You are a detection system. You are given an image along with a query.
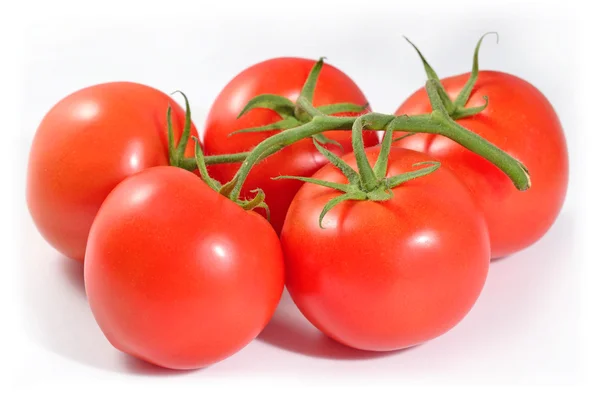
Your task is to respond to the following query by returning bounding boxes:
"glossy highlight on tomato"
[27,82,197,261]
[203,57,379,234]
[393,71,568,258]
[84,166,285,370]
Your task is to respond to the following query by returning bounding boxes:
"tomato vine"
[169,34,531,213]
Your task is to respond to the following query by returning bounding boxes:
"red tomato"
[203,57,379,234]
[281,148,490,351]
[27,82,197,261]
[85,166,284,370]
[393,71,568,258]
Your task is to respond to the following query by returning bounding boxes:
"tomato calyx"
[275,115,440,228]
[166,91,193,167]
[191,137,270,217]
[163,94,271,216]
[166,92,250,171]
[228,57,368,152]
[399,32,499,129]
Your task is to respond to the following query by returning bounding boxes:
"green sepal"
[313,133,343,151]
[254,202,271,221]
[193,137,221,192]
[172,90,193,159]
[229,118,301,136]
[373,119,397,179]
[219,178,237,198]
[391,132,415,143]
[318,192,366,229]
[236,94,296,119]
[299,57,325,104]
[312,139,361,186]
[425,79,452,118]
[403,36,441,81]
[404,36,453,112]
[235,188,270,220]
[386,161,441,188]
[166,105,176,166]
[351,117,378,191]
[406,33,497,120]
[454,32,499,108]
[273,175,352,193]
[453,96,489,120]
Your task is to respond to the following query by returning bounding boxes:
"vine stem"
[229,122,327,199]
[179,152,250,171]
[227,87,530,199]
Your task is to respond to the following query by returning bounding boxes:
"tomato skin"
[27,82,197,261]
[203,57,379,234]
[281,148,490,351]
[84,166,284,370]
[393,71,568,258]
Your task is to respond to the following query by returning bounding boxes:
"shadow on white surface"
[59,258,86,296]
[120,355,198,376]
[21,251,121,372]
[410,210,580,382]
[254,211,579,381]
[258,290,410,360]
[22,242,201,376]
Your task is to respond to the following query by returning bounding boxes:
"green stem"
[193,139,221,192]
[228,88,530,196]
[425,79,530,190]
[454,32,499,109]
[229,121,329,200]
[179,152,250,171]
[433,114,530,189]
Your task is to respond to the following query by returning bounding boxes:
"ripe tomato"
[203,57,379,234]
[281,148,490,351]
[393,71,568,258]
[84,166,284,370]
[27,82,197,261]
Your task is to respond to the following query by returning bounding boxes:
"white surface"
[4,0,599,414]
[18,210,579,382]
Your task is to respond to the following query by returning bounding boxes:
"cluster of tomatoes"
[26,37,568,370]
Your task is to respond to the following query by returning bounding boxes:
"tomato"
[27,82,197,261]
[203,57,379,234]
[393,71,568,258]
[281,147,490,351]
[84,166,284,370]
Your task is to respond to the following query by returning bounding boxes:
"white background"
[3,0,599,415]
